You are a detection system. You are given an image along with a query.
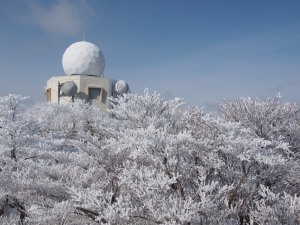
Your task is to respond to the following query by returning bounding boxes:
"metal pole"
[58,82,61,104]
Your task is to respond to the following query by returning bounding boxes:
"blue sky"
[0,0,299,110]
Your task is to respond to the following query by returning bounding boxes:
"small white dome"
[62,41,105,76]
[115,80,129,94]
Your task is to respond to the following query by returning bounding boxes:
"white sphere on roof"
[62,41,105,76]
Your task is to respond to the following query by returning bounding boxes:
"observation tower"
[45,41,130,113]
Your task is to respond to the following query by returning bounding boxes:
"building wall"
[45,75,116,113]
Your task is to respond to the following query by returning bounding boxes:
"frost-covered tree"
[23,101,117,224]
[181,107,291,224]
[250,185,300,225]
[0,91,299,224]
[221,96,300,191]
[0,98,115,224]
[70,91,294,224]
[0,94,33,222]
[221,95,300,224]
[70,91,231,224]
[221,94,300,152]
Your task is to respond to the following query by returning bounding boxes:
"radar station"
[45,41,130,113]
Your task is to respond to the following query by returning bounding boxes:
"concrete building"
[45,41,129,113]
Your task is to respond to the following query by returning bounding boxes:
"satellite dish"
[61,81,78,96]
[115,80,129,94]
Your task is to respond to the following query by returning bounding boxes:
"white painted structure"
[45,41,129,113]
[62,41,105,76]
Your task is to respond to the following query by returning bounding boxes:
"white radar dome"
[62,41,105,76]
[61,81,78,96]
[115,80,129,94]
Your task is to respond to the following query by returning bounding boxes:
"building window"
[46,88,51,102]
[88,88,102,101]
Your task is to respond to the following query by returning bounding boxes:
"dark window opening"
[89,88,102,101]
[46,88,51,102]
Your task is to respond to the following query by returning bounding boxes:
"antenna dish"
[61,81,78,96]
[115,80,129,94]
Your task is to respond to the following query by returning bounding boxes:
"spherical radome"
[115,80,129,94]
[61,81,78,96]
[62,41,105,76]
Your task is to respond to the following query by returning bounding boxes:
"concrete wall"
[45,75,116,113]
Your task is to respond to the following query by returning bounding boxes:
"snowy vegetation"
[0,91,300,224]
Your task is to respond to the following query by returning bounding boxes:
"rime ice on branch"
[0,92,300,224]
